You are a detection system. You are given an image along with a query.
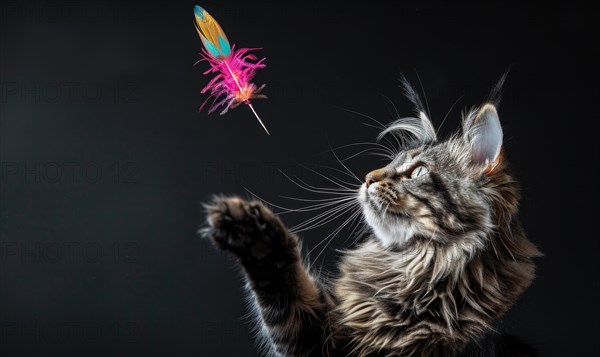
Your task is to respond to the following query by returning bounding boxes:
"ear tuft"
[467,104,503,171]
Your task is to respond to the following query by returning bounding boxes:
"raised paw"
[205,196,289,260]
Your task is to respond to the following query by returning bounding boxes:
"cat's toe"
[206,197,252,252]
[205,196,289,260]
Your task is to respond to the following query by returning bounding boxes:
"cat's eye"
[410,165,429,179]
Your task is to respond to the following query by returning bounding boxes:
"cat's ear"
[464,104,503,173]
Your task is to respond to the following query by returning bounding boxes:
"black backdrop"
[1,1,598,356]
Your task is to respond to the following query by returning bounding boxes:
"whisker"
[290,200,358,233]
[328,142,362,184]
[297,163,361,187]
[280,197,356,214]
[351,222,371,247]
[323,141,395,157]
[359,122,398,153]
[302,163,366,184]
[381,94,401,121]
[285,201,355,216]
[247,187,356,218]
[291,174,356,194]
[278,170,354,195]
[343,208,365,244]
[332,106,398,153]
[244,137,382,267]
[279,195,353,203]
[290,206,356,235]
[307,208,360,258]
[308,209,363,269]
[332,105,387,130]
[339,148,392,162]
[243,187,307,214]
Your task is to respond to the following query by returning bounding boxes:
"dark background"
[1,1,598,356]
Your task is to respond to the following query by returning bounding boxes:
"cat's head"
[359,83,518,250]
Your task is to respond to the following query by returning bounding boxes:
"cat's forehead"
[390,140,459,165]
[389,147,426,167]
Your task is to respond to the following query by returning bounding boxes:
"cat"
[204,79,541,357]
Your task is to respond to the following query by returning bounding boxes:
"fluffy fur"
[204,80,540,356]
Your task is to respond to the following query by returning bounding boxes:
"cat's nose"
[365,168,390,188]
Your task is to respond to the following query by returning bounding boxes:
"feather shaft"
[223,61,269,135]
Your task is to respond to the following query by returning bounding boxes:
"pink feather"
[195,46,267,115]
[193,5,269,134]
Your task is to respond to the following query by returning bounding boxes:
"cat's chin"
[359,185,417,247]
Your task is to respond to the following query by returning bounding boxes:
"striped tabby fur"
[205,80,540,356]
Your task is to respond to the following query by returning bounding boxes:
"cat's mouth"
[361,182,406,216]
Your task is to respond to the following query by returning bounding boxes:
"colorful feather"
[193,5,269,135]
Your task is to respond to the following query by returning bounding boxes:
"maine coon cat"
[204,79,541,356]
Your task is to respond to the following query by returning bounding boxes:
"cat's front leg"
[206,196,331,357]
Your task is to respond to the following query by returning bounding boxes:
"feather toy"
[193,5,269,135]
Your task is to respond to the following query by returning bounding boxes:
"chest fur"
[331,240,515,356]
